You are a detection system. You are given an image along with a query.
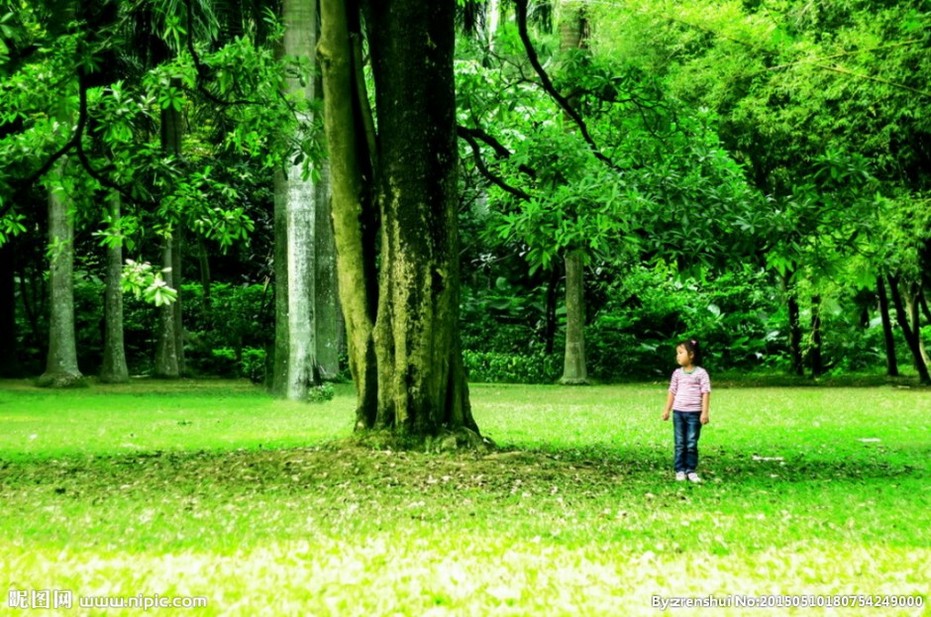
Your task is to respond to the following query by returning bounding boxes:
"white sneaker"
[675,472,686,482]
[687,472,701,484]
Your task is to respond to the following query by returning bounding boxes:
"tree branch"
[457,126,531,201]
[513,0,620,172]
[812,63,931,99]
[458,125,536,180]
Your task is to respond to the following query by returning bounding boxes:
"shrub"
[241,347,267,384]
[463,350,561,384]
[307,383,335,403]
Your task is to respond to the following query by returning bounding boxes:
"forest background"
[1,0,929,394]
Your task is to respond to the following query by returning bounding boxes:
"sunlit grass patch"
[0,380,929,614]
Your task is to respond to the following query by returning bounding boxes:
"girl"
[661,339,711,483]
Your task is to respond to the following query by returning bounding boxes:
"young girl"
[661,339,711,483]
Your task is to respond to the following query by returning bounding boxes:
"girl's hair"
[679,338,703,367]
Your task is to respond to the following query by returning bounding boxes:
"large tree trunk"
[99,192,129,383]
[320,0,476,438]
[876,275,899,377]
[274,0,325,400]
[38,160,83,387]
[0,241,17,377]
[319,0,379,426]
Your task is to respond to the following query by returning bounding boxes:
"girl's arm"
[700,392,710,424]
[662,391,674,421]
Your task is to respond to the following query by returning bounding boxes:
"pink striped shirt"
[669,367,711,412]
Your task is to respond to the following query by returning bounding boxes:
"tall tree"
[37,160,83,387]
[275,0,323,400]
[99,191,129,383]
[319,0,477,437]
[557,1,588,385]
[154,76,183,378]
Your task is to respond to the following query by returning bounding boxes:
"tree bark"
[785,275,803,376]
[809,294,823,378]
[315,158,342,380]
[544,264,559,355]
[274,0,325,400]
[171,230,184,373]
[320,0,477,438]
[876,275,899,377]
[888,274,931,385]
[560,250,588,384]
[557,3,589,385]
[905,283,930,368]
[99,191,129,383]
[154,239,180,377]
[154,83,183,378]
[272,169,290,396]
[38,160,83,387]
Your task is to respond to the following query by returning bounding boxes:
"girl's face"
[676,345,694,368]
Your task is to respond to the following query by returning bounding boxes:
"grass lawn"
[0,379,929,616]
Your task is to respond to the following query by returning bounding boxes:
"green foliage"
[120,259,177,307]
[240,347,267,384]
[306,382,335,403]
[460,278,550,356]
[181,282,271,378]
[585,264,780,380]
[463,350,561,384]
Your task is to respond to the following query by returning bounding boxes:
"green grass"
[1,379,929,616]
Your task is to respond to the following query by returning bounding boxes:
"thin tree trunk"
[809,294,823,377]
[154,240,180,377]
[560,250,588,384]
[920,292,931,326]
[198,238,211,306]
[99,191,129,383]
[0,241,17,377]
[888,274,931,385]
[786,275,803,376]
[876,275,899,377]
[905,283,930,368]
[38,160,83,387]
[171,230,184,374]
[155,81,183,378]
[557,4,589,386]
[272,169,290,396]
[315,159,342,380]
[544,264,559,355]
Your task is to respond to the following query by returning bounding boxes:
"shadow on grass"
[1,441,924,500]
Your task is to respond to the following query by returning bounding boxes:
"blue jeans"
[673,411,702,473]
